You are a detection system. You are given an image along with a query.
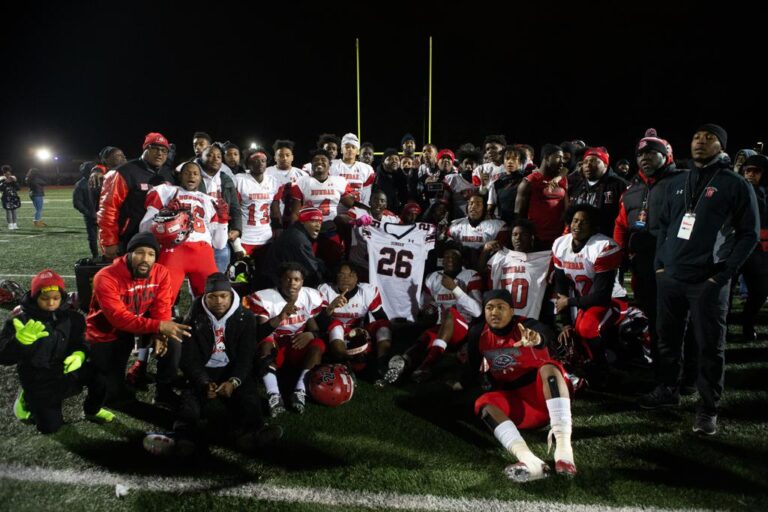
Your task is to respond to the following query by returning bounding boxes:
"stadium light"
[35,147,52,162]
[249,141,260,150]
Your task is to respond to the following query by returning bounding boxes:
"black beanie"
[401,133,415,145]
[204,272,232,294]
[636,137,669,156]
[482,289,514,308]
[126,232,160,254]
[744,154,768,173]
[696,123,728,150]
[98,146,119,163]
[541,144,563,160]
[383,148,399,159]
[221,141,239,152]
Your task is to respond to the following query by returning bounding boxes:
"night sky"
[2,2,765,177]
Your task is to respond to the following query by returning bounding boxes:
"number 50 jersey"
[361,221,436,321]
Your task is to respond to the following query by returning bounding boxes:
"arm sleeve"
[226,185,242,233]
[97,171,128,248]
[567,270,616,309]
[553,267,571,296]
[452,284,482,319]
[713,180,760,285]
[148,267,173,322]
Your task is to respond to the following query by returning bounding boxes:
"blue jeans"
[31,195,44,221]
[214,244,231,273]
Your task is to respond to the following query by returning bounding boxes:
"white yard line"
[0,273,76,278]
[0,463,715,512]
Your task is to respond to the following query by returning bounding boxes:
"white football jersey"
[234,172,282,246]
[472,163,505,185]
[447,218,508,249]
[552,233,626,298]
[265,165,308,215]
[443,173,478,216]
[348,207,401,269]
[318,282,384,330]
[361,221,436,321]
[487,249,552,319]
[143,184,219,246]
[245,287,326,338]
[423,268,483,322]
[330,160,375,206]
[290,175,353,222]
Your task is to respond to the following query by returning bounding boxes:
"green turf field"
[0,188,766,511]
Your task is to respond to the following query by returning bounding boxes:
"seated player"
[462,290,576,482]
[0,269,112,433]
[552,204,626,385]
[317,262,393,381]
[140,161,229,302]
[246,262,326,416]
[447,194,508,269]
[387,244,482,383]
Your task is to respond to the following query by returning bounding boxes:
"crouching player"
[317,262,393,382]
[0,269,111,433]
[463,289,576,482]
[246,263,326,416]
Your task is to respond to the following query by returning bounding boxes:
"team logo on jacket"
[140,183,149,191]
[705,186,717,198]
[604,191,614,204]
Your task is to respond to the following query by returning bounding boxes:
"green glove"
[234,273,248,283]
[63,351,86,374]
[13,318,50,345]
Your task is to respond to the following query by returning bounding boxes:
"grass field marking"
[0,463,716,512]
[0,234,44,243]
[0,273,76,278]
[20,199,79,204]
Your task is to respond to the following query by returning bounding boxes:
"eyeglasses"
[148,146,169,155]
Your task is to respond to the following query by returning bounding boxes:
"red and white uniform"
[472,163,505,186]
[245,287,327,368]
[447,218,508,250]
[361,221,436,321]
[330,160,375,206]
[317,282,390,344]
[525,172,567,244]
[443,173,478,217]
[421,268,483,347]
[140,184,224,299]
[487,249,552,320]
[234,172,282,249]
[348,207,400,270]
[266,165,308,215]
[291,174,354,222]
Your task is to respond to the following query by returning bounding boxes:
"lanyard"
[684,168,721,214]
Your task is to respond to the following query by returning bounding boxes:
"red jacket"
[85,255,173,344]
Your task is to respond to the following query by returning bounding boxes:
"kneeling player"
[317,262,393,381]
[246,263,326,416]
[464,290,576,482]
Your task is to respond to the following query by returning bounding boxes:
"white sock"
[262,372,279,395]
[296,369,310,392]
[494,421,546,476]
[137,348,149,362]
[546,397,574,462]
[493,420,523,451]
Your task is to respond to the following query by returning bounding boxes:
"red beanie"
[142,132,170,150]
[583,147,610,167]
[298,206,323,223]
[401,202,422,216]
[436,149,455,162]
[31,269,65,297]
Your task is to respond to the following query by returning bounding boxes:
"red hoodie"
[85,255,172,343]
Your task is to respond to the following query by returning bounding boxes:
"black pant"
[741,250,768,330]
[656,273,729,413]
[176,368,264,434]
[82,215,98,258]
[88,335,181,406]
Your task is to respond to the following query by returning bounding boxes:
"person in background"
[25,168,47,228]
[1,165,21,230]
[73,161,101,257]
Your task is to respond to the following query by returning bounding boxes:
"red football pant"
[421,307,470,347]
[574,299,627,339]
[263,335,326,370]
[159,241,219,301]
[241,242,270,266]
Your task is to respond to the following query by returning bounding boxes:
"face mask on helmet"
[150,208,192,246]
[308,364,356,407]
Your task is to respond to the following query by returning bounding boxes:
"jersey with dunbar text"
[443,173,478,217]
[423,268,483,323]
[245,287,326,338]
[361,221,436,321]
[234,173,282,246]
[551,233,625,298]
[317,282,383,331]
[143,184,220,246]
[487,249,552,319]
[447,218,508,249]
[290,175,354,222]
[330,160,375,206]
[472,163,505,186]
[266,166,307,215]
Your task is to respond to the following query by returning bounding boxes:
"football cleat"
[503,461,551,483]
[382,355,407,384]
[143,433,176,456]
[291,389,307,414]
[126,360,149,388]
[267,393,285,418]
[555,460,577,478]
[86,408,115,424]
[13,389,32,422]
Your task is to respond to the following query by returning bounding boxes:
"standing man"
[568,147,627,237]
[639,124,758,436]
[331,133,375,207]
[373,148,408,214]
[98,132,175,258]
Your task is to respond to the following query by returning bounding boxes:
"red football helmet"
[151,208,192,246]
[308,364,355,407]
[0,280,25,309]
[345,327,372,372]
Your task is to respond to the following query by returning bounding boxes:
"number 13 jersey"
[361,221,436,321]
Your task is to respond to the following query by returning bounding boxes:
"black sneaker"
[692,412,717,436]
[638,384,680,409]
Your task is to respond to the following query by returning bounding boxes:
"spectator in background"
[1,165,21,230]
[739,154,768,341]
[73,161,100,257]
[374,148,408,214]
[567,147,627,237]
[361,142,376,167]
[487,146,525,225]
[401,133,417,158]
[615,159,631,180]
[25,168,47,228]
[222,141,245,174]
[85,146,127,195]
[733,148,757,175]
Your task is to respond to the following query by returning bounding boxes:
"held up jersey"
[348,207,401,268]
[318,282,384,331]
[291,175,354,222]
[361,221,436,321]
[487,249,552,319]
[234,172,282,246]
[551,233,625,298]
[245,287,326,338]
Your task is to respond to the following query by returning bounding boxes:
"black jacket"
[197,165,243,234]
[569,171,627,237]
[26,175,46,197]
[73,162,99,219]
[180,295,257,392]
[656,156,759,285]
[262,222,326,287]
[489,171,525,225]
[374,165,408,214]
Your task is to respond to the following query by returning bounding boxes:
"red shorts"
[241,243,270,266]
[421,307,470,347]
[474,360,568,429]
[159,241,219,301]
[263,334,325,369]
[574,298,627,339]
